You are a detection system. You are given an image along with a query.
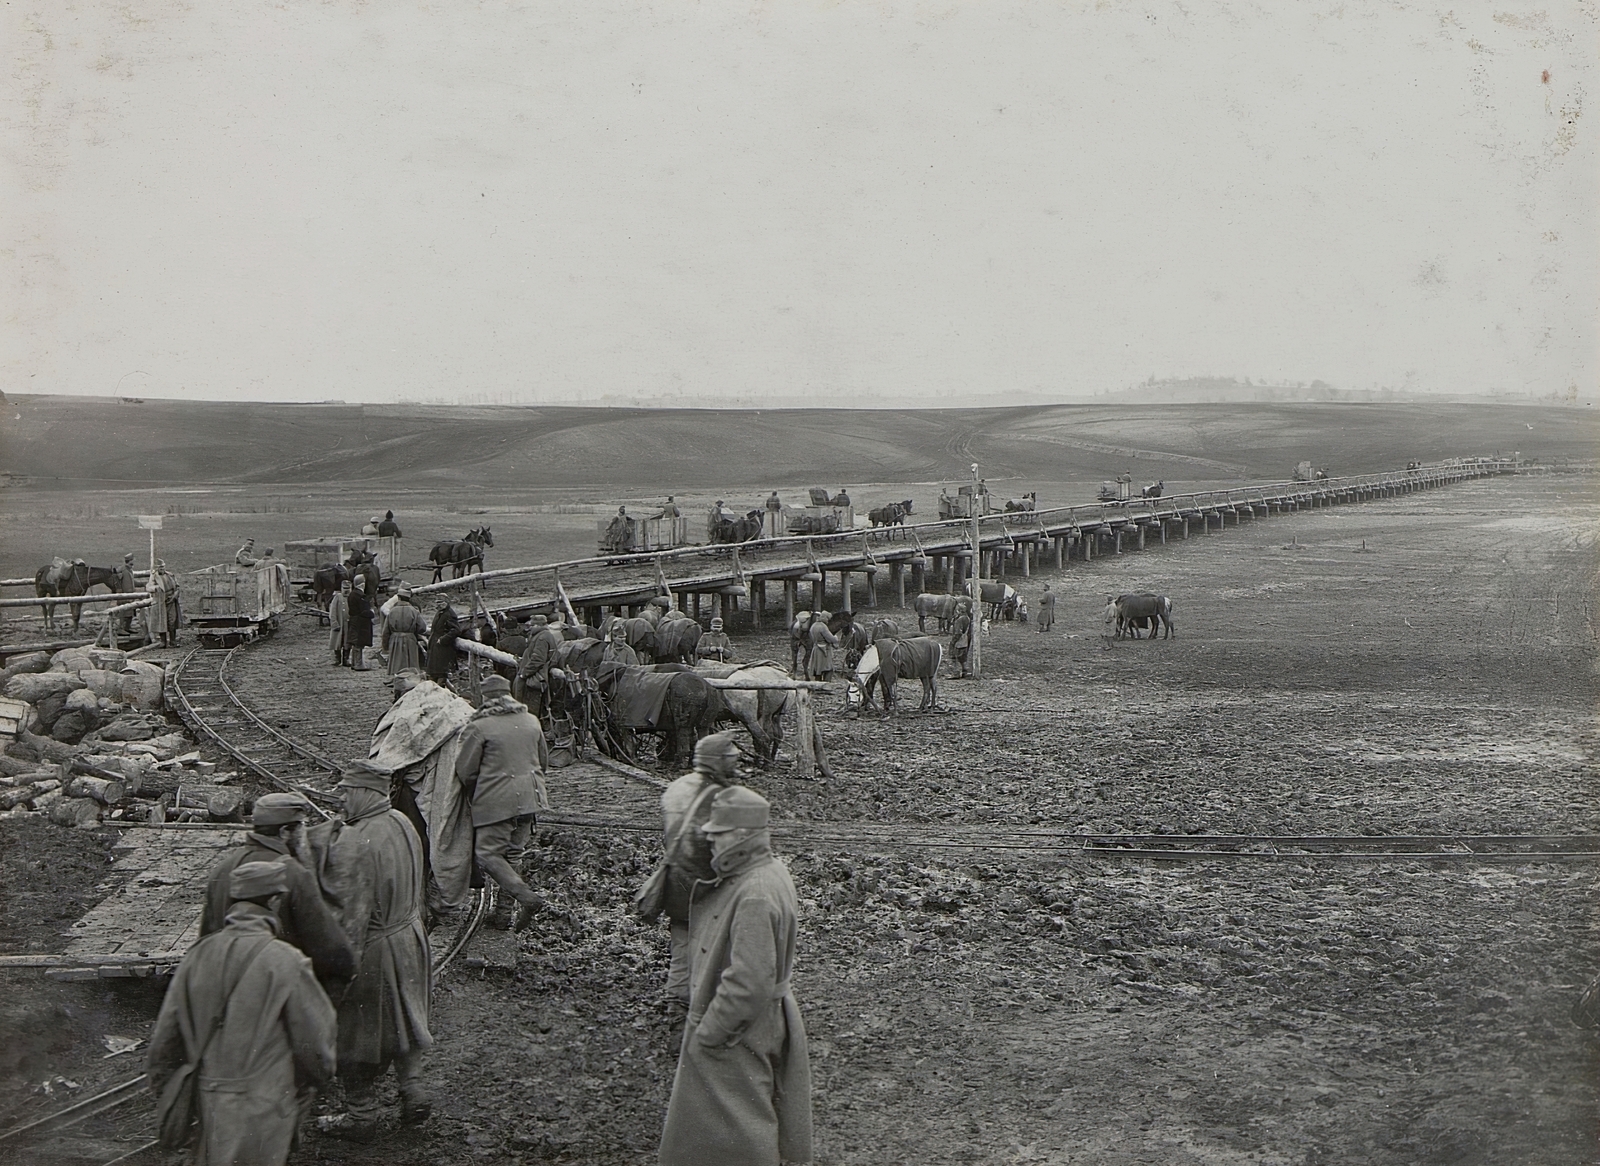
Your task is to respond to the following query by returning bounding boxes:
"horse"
[1140,480,1164,499]
[1103,593,1175,641]
[583,661,723,768]
[788,611,829,675]
[1004,493,1037,512]
[429,527,492,582]
[34,559,90,632]
[710,510,765,544]
[706,662,793,766]
[912,592,969,633]
[852,635,942,713]
[312,563,350,612]
[868,500,914,528]
[967,580,1019,622]
[86,565,124,593]
[653,615,703,664]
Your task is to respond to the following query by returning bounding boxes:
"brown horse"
[35,559,90,632]
[429,527,492,582]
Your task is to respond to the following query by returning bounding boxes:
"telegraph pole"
[970,462,982,681]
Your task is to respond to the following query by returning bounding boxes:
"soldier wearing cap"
[659,785,813,1166]
[200,792,356,998]
[656,731,741,1038]
[694,616,737,664]
[514,611,566,715]
[113,553,139,634]
[380,584,426,677]
[454,674,549,932]
[148,860,336,1166]
[324,760,434,1135]
[601,621,639,666]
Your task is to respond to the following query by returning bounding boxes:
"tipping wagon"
[188,561,291,647]
[596,514,692,554]
[787,487,854,535]
[282,535,401,593]
[1096,477,1133,503]
[939,484,1000,519]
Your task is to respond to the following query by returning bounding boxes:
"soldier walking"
[325,761,434,1136]
[199,793,356,999]
[659,785,813,1166]
[454,674,550,932]
[148,861,337,1166]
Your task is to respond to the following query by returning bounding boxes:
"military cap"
[251,792,313,827]
[338,758,392,792]
[693,730,740,766]
[230,859,289,900]
[479,673,511,696]
[701,785,770,834]
[710,617,724,630]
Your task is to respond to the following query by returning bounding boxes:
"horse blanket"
[608,667,678,729]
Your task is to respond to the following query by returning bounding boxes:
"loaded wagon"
[1096,477,1133,503]
[283,535,400,595]
[188,561,290,647]
[787,487,854,535]
[939,484,1000,519]
[597,514,692,555]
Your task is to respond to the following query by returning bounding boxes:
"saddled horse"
[704,662,793,766]
[969,580,1020,621]
[429,527,492,582]
[654,615,703,664]
[710,510,765,544]
[853,634,942,713]
[599,615,658,662]
[586,661,723,768]
[1103,593,1175,640]
[912,592,970,633]
[1140,480,1164,499]
[34,559,90,632]
[86,565,124,593]
[868,500,914,528]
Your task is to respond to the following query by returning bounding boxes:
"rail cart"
[283,535,400,596]
[596,514,692,554]
[787,487,854,535]
[188,561,290,647]
[939,484,1000,518]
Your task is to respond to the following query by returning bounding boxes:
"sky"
[3,1,1594,406]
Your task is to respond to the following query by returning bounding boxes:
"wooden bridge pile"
[415,461,1514,630]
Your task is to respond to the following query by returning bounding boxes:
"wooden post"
[863,568,876,608]
[692,592,701,619]
[840,570,852,614]
[1054,536,1063,567]
[944,556,954,595]
[752,579,763,630]
[1114,529,1123,554]
[796,689,816,776]
[784,579,795,627]
[1084,532,1093,562]
[893,561,905,607]
[811,575,822,613]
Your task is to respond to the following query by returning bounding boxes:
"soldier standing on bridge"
[325,760,435,1137]
[765,490,783,537]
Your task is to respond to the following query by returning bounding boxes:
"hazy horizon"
[5,3,1594,406]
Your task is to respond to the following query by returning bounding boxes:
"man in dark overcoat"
[114,553,139,634]
[1036,584,1056,633]
[950,606,974,678]
[659,785,812,1166]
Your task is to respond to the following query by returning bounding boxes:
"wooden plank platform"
[48,826,243,980]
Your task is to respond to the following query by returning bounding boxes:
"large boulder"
[139,732,192,761]
[4,672,86,705]
[0,653,51,688]
[51,711,91,745]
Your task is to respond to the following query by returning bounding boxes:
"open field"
[2,396,1594,490]
[1,460,1596,1165]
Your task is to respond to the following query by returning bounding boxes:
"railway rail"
[1,644,494,1166]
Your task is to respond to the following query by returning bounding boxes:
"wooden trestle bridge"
[412,460,1517,628]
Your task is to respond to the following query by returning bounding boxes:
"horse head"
[476,526,494,547]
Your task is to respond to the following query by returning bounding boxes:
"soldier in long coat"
[321,761,434,1135]
[329,579,352,666]
[146,560,180,646]
[659,786,812,1166]
[805,616,839,681]
[113,554,139,635]
[148,861,337,1166]
[950,607,974,678]
[347,577,375,671]
[514,614,564,714]
[424,603,461,685]
[381,587,427,677]
[1036,584,1056,633]
[200,793,356,999]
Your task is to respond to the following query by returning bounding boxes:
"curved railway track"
[1,644,495,1166]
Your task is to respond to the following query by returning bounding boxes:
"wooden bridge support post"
[892,561,905,608]
[840,570,853,614]
[1181,519,1189,539]
[1137,526,1146,550]
[796,689,817,777]
[692,592,702,620]
[944,556,955,595]
[1053,537,1063,568]
[751,579,763,630]
[1083,533,1093,562]
[811,575,823,613]
[784,580,796,627]
[863,569,877,608]
[1114,529,1123,554]
[1021,542,1031,576]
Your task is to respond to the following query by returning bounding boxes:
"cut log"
[0,778,60,810]
[49,796,103,828]
[0,754,39,778]
[19,730,85,763]
[72,758,144,795]
[66,774,126,805]
[206,789,242,822]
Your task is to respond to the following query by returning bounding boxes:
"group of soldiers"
[149,629,810,1163]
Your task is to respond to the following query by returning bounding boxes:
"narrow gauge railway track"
[3,649,495,1166]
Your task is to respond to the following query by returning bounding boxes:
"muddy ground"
[1,471,1597,1165]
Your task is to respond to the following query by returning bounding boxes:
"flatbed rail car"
[788,487,854,535]
[597,514,692,555]
[188,561,290,646]
[282,535,400,595]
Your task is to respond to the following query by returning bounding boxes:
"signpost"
[970,463,983,681]
[138,515,163,578]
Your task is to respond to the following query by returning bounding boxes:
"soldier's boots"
[352,648,371,671]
